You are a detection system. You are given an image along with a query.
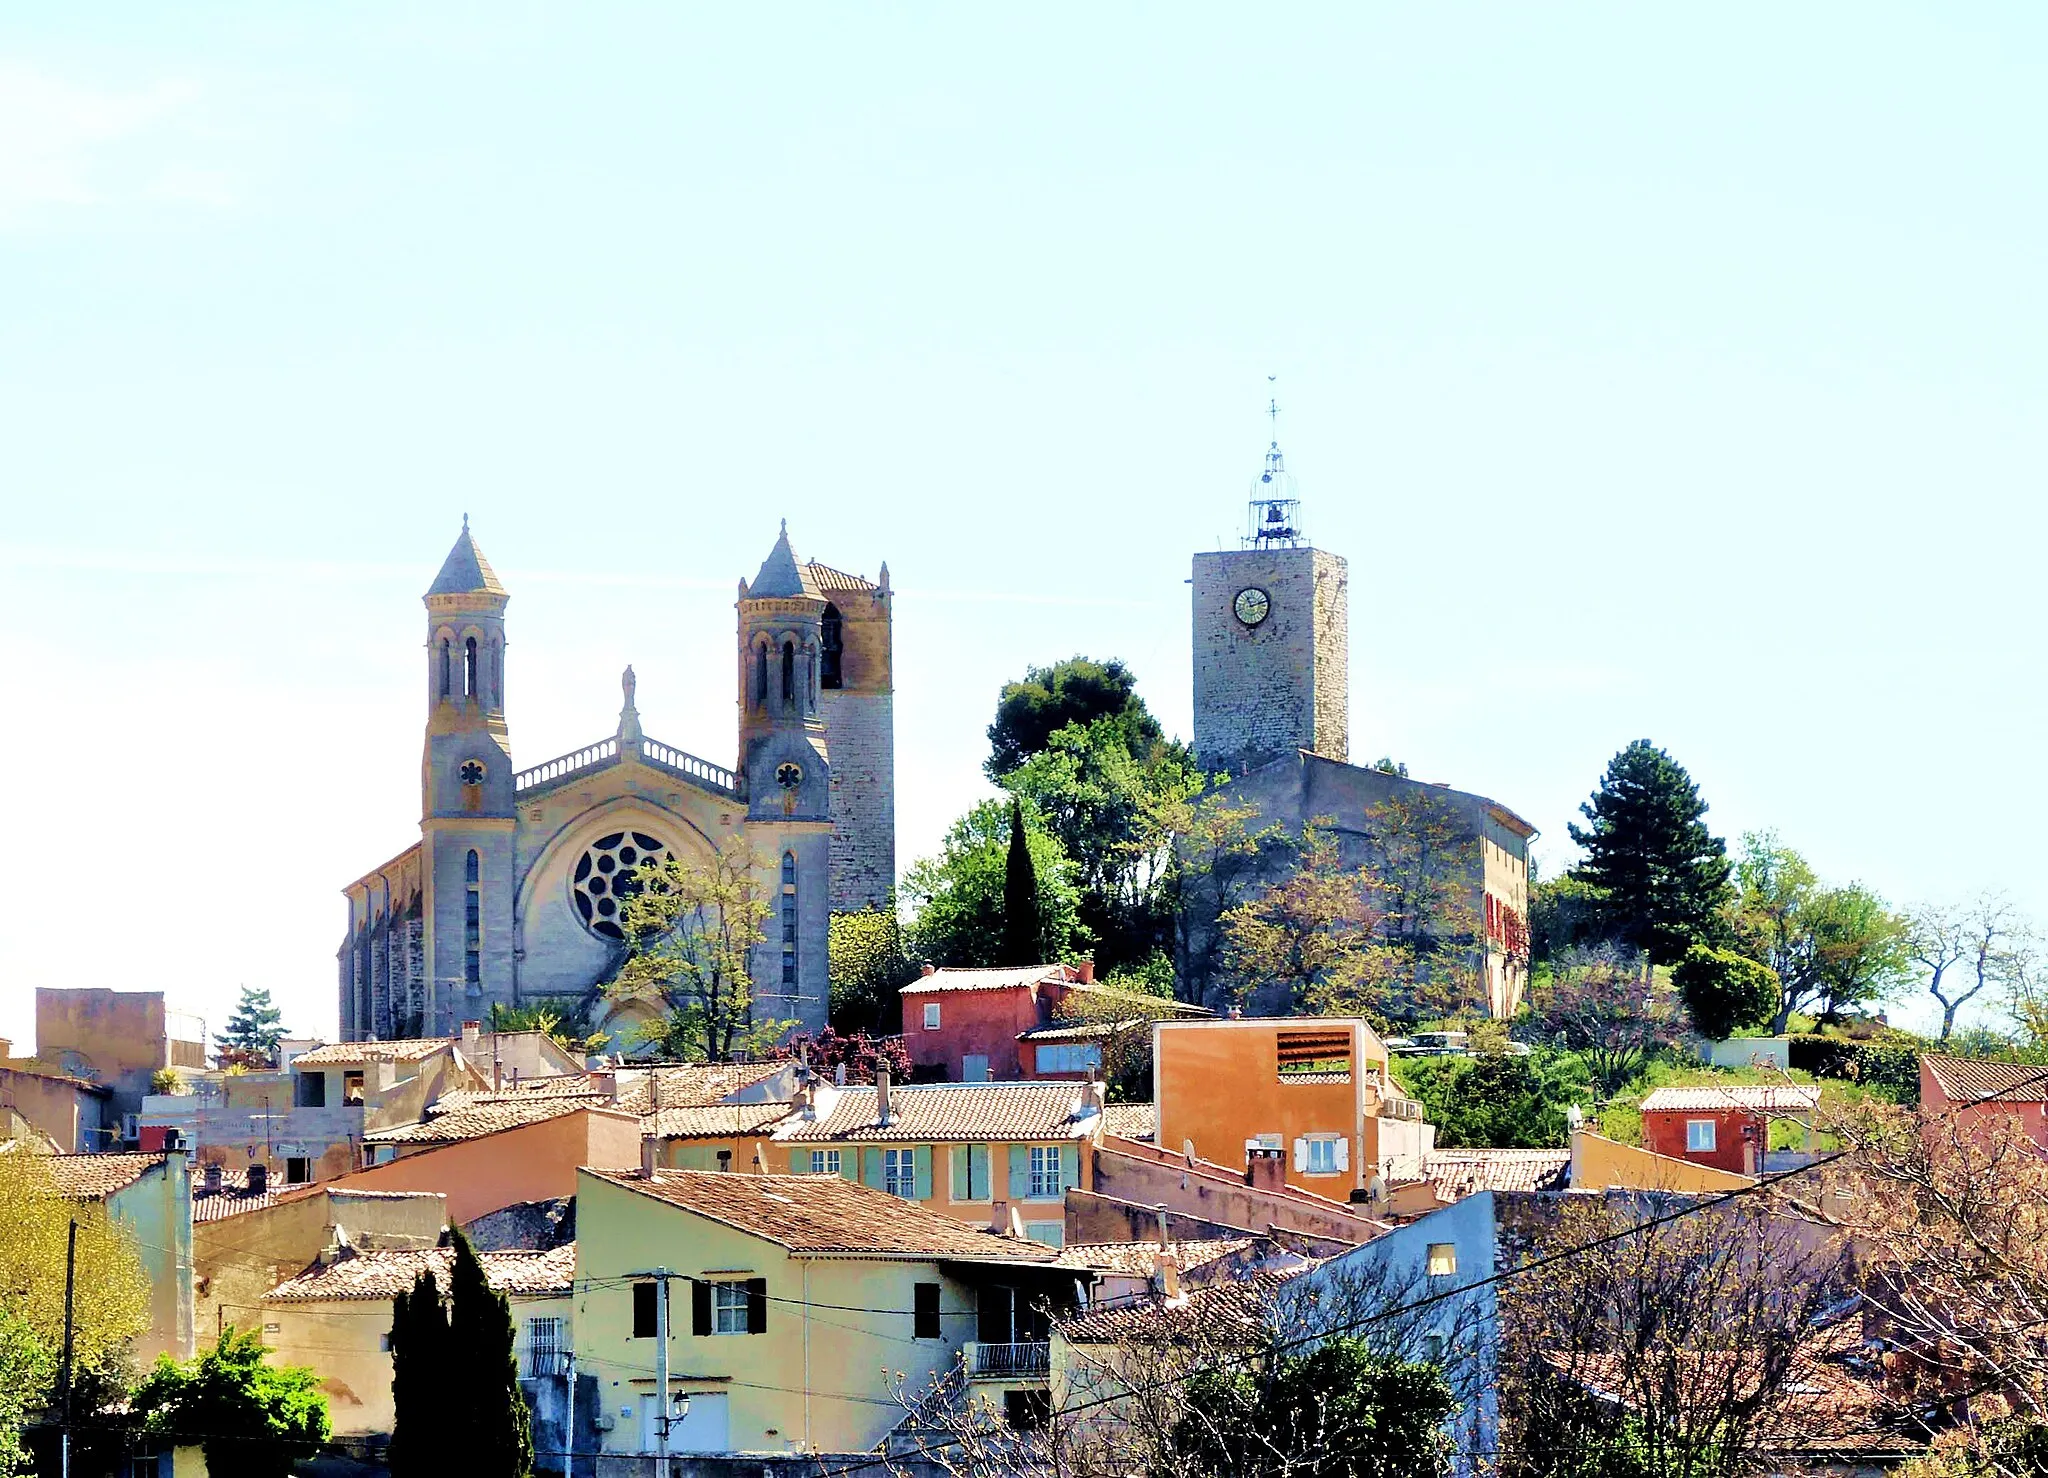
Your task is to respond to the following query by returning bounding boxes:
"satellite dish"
[1365,1174,1389,1213]
[1183,1138,1198,1169]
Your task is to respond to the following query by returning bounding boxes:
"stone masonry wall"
[1191,546,1349,777]
[821,690,896,912]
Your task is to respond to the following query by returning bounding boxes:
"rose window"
[571,830,675,941]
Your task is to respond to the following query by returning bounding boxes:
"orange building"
[1637,1084,1818,1177]
[1152,1018,1433,1200]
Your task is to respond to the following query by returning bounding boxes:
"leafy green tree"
[826,903,919,1034]
[1395,1047,1589,1149]
[216,986,285,1069]
[1002,795,1042,964]
[1146,784,1287,1007]
[447,1231,532,1478]
[1672,944,1781,1040]
[1529,875,1610,961]
[1357,790,1489,1022]
[1567,741,1732,966]
[0,1310,52,1477]
[903,797,1083,968]
[985,655,1163,783]
[1805,883,1912,1025]
[1219,822,1390,1016]
[1175,1336,1455,1478]
[132,1327,329,1478]
[609,840,786,1062]
[488,1001,608,1058]
[1530,946,1684,1096]
[389,1269,449,1478]
[1731,834,1912,1031]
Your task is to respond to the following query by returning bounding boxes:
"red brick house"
[900,963,1208,1083]
[1638,1084,1818,1177]
[1921,1053,2048,1149]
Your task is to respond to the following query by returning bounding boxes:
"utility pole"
[652,1269,670,1474]
[563,1351,577,1478]
[60,1219,77,1478]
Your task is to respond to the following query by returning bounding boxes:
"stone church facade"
[338,522,895,1045]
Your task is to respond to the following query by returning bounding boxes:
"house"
[574,1162,1077,1456]
[33,1150,194,1360]
[262,1243,577,1446]
[1921,1053,2048,1149]
[1385,1148,1571,1217]
[769,1075,1103,1247]
[0,1060,112,1153]
[1079,1133,1385,1246]
[192,1179,446,1350]
[1637,1084,1819,1177]
[1152,1017,1435,1195]
[16,988,207,1128]
[900,962,1208,1083]
[1569,1129,1758,1194]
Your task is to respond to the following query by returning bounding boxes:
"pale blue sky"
[2,5,2041,1048]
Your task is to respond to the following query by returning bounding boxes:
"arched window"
[820,605,843,689]
[781,641,795,707]
[464,849,482,987]
[780,852,798,987]
[755,643,769,705]
[464,637,479,700]
[439,638,452,699]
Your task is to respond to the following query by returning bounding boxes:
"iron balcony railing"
[971,1341,1051,1379]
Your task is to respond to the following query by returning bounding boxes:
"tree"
[772,1027,909,1084]
[1529,945,1683,1096]
[1145,781,1285,1008]
[447,1230,533,1478]
[826,902,919,1035]
[1672,944,1781,1041]
[1003,795,1043,965]
[388,1270,449,1478]
[216,986,285,1069]
[132,1327,329,1478]
[1218,822,1391,1016]
[1804,882,1912,1025]
[1567,740,1732,966]
[488,1001,608,1058]
[1909,894,2035,1044]
[1732,834,1911,1033]
[903,798,1084,969]
[608,840,785,1062]
[1395,1044,1590,1149]
[1356,790,1489,1022]
[985,656,1162,783]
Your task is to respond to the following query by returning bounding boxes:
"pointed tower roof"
[747,520,807,599]
[427,517,506,598]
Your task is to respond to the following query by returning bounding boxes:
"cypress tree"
[1567,739,1733,966]
[1002,795,1042,965]
[447,1229,533,1478]
[389,1270,450,1478]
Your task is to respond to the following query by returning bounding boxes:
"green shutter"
[971,1144,990,1200]
[1061,1144,1081,1191]
[840,1150,857,1182]
[1008,1145,1029,1201]
[913,1147,932,1201]
[862,1148,884,1189]
[790,1148,810,1175]
[950,1145,968,1200]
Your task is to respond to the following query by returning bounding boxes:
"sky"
[2,5,2042,1049]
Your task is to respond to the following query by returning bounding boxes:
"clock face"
[1233,587,1271,627]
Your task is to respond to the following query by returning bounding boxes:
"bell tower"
[420,518,516,1036]
[1191,394,1350,778]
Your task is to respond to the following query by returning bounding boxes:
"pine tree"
[388,1271,449,1478]
[447,1230,533,1478]
[1002,795,1042,965]
[216,986,285,1069]
[1567,740,1733,966]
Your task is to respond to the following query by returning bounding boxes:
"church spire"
[427,518,507,598]
[1246,376,1303,548]
[747,519,807,599]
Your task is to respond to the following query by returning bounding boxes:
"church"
[337,522,895,1045]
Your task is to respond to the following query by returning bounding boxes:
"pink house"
[900,963,1208,1083]
[1921,1054,2048,1148]
[1638,1084,1818,1177]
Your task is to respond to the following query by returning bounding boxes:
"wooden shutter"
[691,1277,712,1337]
[746,1278,767,1335]
[1292,1138,1308,1171]
[1007,1145,1029,1201]
[914,1282,941,1340]
[862,1148,884,1188]
[1334,1137,1351,1172]
[790,1148,811,1174]
[1060,1145,1080,1191]
[950,1145,968,1200]
[632,1281,658,1339]
[913,1147,933,1201]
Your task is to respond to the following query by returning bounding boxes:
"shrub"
[1672,945,1780,1040]
[1785,1034,1921,1105]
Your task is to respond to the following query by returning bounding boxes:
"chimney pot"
[640,1134,660,1179]
[920,963,936,977]
[203,1162,224,1195]
[0,1038,12,1061]
[460,1020,481,1052]
[650,1072,665,1113]
[1078,958,1095,986]
[991,1198,1011,1235]
[876,1065,892,1127]
[1245,1147,1287,1194]
[834,1063,847,1088]
[248,1163,269,1194]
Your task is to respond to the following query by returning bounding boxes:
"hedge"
[1785,1034,1921,1105]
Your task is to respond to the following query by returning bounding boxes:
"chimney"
[1151,1249,1181,1299]
[248,1163,269,1195]
[920,963,936,977]
[0,1038,11,1062]
[1077,957,1095,986]
[650,1072,665,1113]
[203,1162,224,1196]
[588,1069,617,1101]
[460,1020,481,1053]
[1245,1147,1287,1194]
[641,1134,660,1180]
[991,1198,1012,1235]
[1080,1078,1105,1116]
[834,1063,847,1088]
[371,1059,398,1095]
[876,1065,892,1127]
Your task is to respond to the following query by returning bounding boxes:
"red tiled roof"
[364,1100,614,1144]
[586,1167,1062,1263]
[265,1244,575,1302]
[800,562,879,595]
[773,1082,1100,1144]
[1099,1103,1156,1141]
[27,1152,166,1199]
[1052,1238,1252,1276]
[1425,1149,1571,1201]
[292,1038,452,1067]
[1922,1053,2048,1105]
[900,965,1073,996]
[1639,1085,1820,1113]
[647,1104,797,1139]
[620,1062,795,1114]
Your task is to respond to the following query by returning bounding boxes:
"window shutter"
[691,1278,712,1337]
[914,1282,942,1340]
[1060,1144,1080,1191]
[1292,1138,1308,1171]
[1334,1137,1350,1172]
[746,1278,767,1335]
[840,1151,858,1183]
[790,1148,810,1175]
[1007,1145,1029,1200]
[862,1149,884,1189]
[950,1145,968,1199]
[632,1281,658,1339]
[913,1147,933,1201]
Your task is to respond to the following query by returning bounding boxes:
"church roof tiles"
[426,521,506,598]
[746,521,809,599]
[801,561,877,595]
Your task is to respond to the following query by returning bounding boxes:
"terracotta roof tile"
[364,1098,604,1144]
[800,562,879,595]
[899,965,1073,996]
[1921,1053,2048,1105]
[29,1152,166,1199]
[193,1168,282,1222]
[292,1038,452,1067]
[586,1167,1062,1263]
[619,1062,795,1114]
[1639,1085,1820,1113]
[1425,1149,1571,1200]
[648,1104,797,1139]
[774,1082,1101,1144]
[1052,1239,1253,1275]
[1099,1103,1157,1142]
[265,1245,574,1302]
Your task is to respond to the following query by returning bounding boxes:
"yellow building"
[262,1244,576,1438]
[1568,1129,1757,1194]
[574,1165,1080,1456]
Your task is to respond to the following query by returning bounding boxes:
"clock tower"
[1191,407,1349,778]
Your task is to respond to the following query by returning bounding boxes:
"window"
[782,852,798,987]
[294,1072,326,1109]
[1426,1243,1458,1278]
[754,642,768,705]
[884,1148,918,1198]
[571,830,676,942]
[1035,1043,1102,1075]
[632,1281,660,1338]
[809,1150,841,1176]
[961,1054,989,1082]
[525,1316,566,1377]
[1028,1146,1063,1200]
[913,1282,941,1340]
[464,850,482,986]
[923,1002,941,1031]
[1003,1390,1052,1432]
[1024,1221,1066,1249]
[342,1071,364,1105]
[1687,1119,1717,1153]
[1303,1136,1342,1175]
[695,1278,765,1336]
[820,604,844,689]
[439,637,452,698]
[712,1281,750,1335]
[1424,1332,1446,1363]
[285,1157,310,1185]
[781,641,795,705]
[464,636,479,699]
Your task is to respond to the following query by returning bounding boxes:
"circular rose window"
[571,830,675,941]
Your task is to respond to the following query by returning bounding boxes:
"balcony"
[968,1341,1050,1380]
